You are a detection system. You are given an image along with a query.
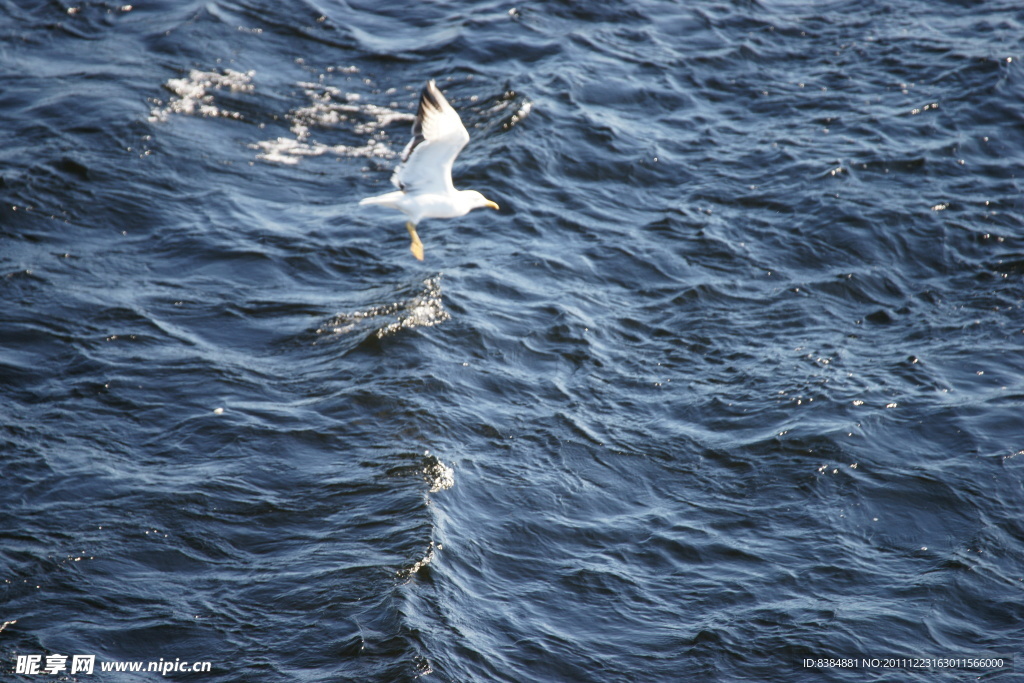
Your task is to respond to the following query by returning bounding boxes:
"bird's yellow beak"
[485,200,500,210]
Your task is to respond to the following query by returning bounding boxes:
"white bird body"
[360,80,499,260]
[360,189,493,225]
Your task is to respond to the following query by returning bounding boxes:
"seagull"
[359,79,499,260]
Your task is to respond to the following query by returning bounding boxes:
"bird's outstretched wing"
[391,80,470,196]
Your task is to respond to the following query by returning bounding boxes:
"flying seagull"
[359,79,499,260]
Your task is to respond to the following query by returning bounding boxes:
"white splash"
[401,541,438,578]
[316,276,450,339]
[148,65,413,165]
[375,276,449,338]
[250,135,394,165]
[507,101,532,129]
[148,68,255,123]
[252,79,413,165]
[422,451,454,493]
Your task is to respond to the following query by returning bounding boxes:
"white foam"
[316,277,450,339]
[252,79,413,165]
[423,453,455,493]
[251,136,394,166]
[149,66,411,165]
[401,541,437,578]
[148,68,255,123]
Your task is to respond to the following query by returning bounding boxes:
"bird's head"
[464,190,500,212]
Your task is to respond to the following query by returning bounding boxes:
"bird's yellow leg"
[406,222,424,261]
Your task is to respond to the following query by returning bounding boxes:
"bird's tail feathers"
[359,191,405,209]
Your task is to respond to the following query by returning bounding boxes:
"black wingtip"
[405,80,442,162]
[418,79,444,116]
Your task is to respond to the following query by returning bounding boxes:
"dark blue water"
[2,0,1024,681]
